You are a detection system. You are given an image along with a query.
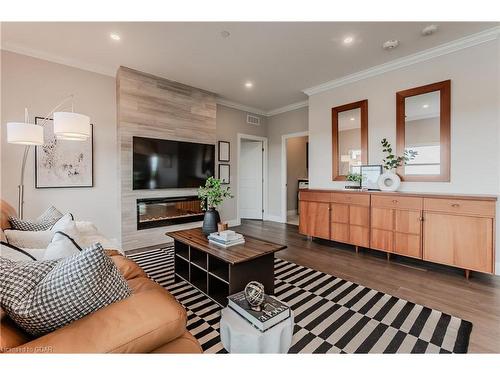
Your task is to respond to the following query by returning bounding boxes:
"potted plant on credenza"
[198,177,233,235]
[379,138,418,191]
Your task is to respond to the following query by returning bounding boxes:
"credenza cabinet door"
[349,206,370,247]
[394,210,422,259]
[370,208,394,252]
[330,203,349,243]
[423,212,494,273]
[299,201,330,240]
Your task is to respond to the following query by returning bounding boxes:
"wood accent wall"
[117,67,217,250]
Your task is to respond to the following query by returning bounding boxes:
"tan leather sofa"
[0,200,202,354]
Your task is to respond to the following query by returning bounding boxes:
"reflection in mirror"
[338,108,362,175]
[332,99,368,180]
[404,91,440,175]
[396,80,450,182]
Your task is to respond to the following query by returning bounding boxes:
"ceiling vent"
[247,114,261,126]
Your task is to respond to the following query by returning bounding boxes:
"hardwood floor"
[233,219,500,353]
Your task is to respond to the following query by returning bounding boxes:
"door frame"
[281,131,309,223]
[237,133,268,224]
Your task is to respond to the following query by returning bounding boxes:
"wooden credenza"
[299,189,497,277]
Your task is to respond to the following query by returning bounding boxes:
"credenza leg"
[465,269,470,279]
[355,245,359,254]
[386,252,391,261]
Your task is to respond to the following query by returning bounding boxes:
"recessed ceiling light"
[220,30,231,38]
[343,36,354,45]
[422,25,439,36]
[350,117,355,121]
[422,104,429,109]
[244,81,253,88]
[110,33,121,41]
[382,39,399,50]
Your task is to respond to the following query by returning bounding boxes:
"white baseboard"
[265,214,285,223]
[287,209,297,216]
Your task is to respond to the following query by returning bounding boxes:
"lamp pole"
[15,95,76,219]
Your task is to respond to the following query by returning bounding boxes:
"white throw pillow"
[51,213,74,232]
[4,213,78,249]
[0,241,38,261]
[4,229,53,249]
[43,232,82,260]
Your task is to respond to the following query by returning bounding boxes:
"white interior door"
[239,140,263,219]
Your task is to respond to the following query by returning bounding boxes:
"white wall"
[267,107,309,220]
[308,40,500,273]
[216,105,268,225]
[1,51,120,240]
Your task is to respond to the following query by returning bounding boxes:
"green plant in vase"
[379,138,418,191]
[381,138,418,171]
[346,172,362,188]
[198,176,233,235]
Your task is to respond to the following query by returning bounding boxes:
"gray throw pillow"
[0,243,132,336]
[9,206,63,231]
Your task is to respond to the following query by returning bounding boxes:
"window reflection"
[338,108,362,175]
[404,91,440,175]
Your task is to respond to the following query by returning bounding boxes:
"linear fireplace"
[137,196,204,230]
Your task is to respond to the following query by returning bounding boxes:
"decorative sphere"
[244,281,265,310]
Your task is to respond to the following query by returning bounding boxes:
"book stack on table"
[228,291,290,332]
[208,230,245,248]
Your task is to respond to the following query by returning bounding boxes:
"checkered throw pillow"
[0,243,132,336]
[9,206,63,231]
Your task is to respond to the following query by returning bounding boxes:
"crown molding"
[1,41,117,77]
[303,26,500,96]
[216,98,268,116]
[266,100,308,117]
[217,98,309,117]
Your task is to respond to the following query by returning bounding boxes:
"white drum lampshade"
[53,112,91,140]
[6,122,44,145]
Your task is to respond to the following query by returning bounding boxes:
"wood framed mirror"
[332,100,368,180]
[396,80,450,182]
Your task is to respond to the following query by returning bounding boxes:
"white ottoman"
[220,306,294,353]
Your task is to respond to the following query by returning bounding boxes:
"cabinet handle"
[451,203,460,208]
[392,200,399,204]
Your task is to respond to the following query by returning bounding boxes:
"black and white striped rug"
[128,247,472,354]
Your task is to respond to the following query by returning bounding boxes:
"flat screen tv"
[133,136,215,190]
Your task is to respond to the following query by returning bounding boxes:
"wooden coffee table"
[168,228,286,306]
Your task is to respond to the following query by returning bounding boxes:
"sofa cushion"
[152,331,203,354]
[0,314,32,352]
[9,206,63,231]
[111,255,148,281]
[0,243,132,336]
[13,283,188,353]
[0,241,37,262]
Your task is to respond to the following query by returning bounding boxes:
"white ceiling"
[1,22,497,112]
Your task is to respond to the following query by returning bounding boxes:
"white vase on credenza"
[377,170,401,192]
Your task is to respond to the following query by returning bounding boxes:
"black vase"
[202,208,220,236]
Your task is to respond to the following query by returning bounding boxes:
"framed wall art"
[35,116,94,188]
[218,164,230,184]
[218,141,230,162]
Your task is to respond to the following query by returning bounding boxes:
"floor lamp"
[6,95,91,219]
